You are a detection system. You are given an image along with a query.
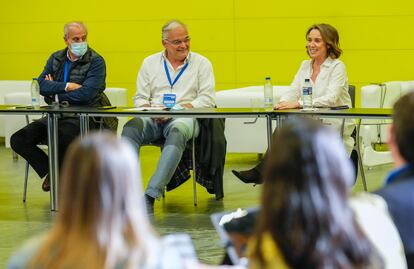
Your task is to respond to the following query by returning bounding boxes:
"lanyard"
[63,60,70,83]
[164,60,189,91]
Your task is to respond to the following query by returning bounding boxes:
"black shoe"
[42,175,50,192]
[145,194,155,214]
[232,169,262,184]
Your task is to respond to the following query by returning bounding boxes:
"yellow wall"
[1,0,414,106]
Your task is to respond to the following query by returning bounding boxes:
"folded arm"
[57,57,106,105]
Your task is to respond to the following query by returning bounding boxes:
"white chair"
[0,80,32,139]
[7,88,127,202]
[104,87,128,136]
[357,81,410,190]
[216,86,290,153]
[4,92,47,149]
[400,81,414,95]
[3,92,48,202]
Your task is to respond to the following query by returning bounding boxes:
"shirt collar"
[66,48,80,62]
[384,164,413,185]
[309,57,334,76]
[321,56,334,67]
[161,50,191,68]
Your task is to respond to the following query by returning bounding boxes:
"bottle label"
[264,84,273,105]
[264,97,273,104]
[303,87,312,95]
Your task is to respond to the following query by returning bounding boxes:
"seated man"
[376,92,414,268]
[11,21,116,192]
[122,20,215,213]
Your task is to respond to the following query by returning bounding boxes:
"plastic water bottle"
[264,77,273,110]
[302,78,313,110]
[31,78,40,109]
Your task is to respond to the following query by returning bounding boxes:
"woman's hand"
[275,101,300,110]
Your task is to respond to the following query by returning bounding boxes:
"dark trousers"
[10,117,87,178]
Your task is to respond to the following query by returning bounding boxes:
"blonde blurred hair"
[29,132,158,269]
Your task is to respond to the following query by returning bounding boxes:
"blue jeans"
[122,117,199,199]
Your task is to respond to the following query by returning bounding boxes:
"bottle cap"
[304,78,310,82]
[265,77,271,80]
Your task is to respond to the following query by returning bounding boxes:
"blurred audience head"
[254,117,382,269]
[29,132,158,269]
[390,92,414,165]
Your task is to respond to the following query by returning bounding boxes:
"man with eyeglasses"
[10,21,116,192]
[122,20,215,214]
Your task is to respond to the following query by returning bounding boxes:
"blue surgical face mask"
[70,42,88,57]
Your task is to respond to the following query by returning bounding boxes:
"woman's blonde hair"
[29,132,158,269]
[306,23,342,59]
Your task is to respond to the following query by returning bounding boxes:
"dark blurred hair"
[306,23,342,59]
[393,92,414,164]
[253,117,383,269]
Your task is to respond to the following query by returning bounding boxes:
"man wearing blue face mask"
[10,21,116,192]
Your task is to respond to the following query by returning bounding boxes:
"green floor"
[0,142,392,267]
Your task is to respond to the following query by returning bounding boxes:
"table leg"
[47,113,59,211]
[80,114,89,139]
[276,114,282,129]
[266,115,272,151]
[192,118,197,206]
[356,119,368,191]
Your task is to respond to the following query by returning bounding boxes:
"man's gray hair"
[64,21,88,39]
[162,20,187,40]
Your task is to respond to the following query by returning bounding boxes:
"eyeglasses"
[165,37,191,46]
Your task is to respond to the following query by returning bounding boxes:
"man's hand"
[45,74,54,81]
[66,82,82,92]
[45,74,81,92]
[181,103,193,109]
[275,101,300,110]
[44,75,57,102]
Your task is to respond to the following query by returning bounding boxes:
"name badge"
[163,93,176,108]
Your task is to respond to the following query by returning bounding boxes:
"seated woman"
[7,133,234,269]
[233,23,355,184]
[248,117,406,269]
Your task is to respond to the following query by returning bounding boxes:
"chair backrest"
[359,81,404,146]
[104,87,128,107]
[0,80,32,137]
[0,80,31,104]
[104,87,128,136]
[348,85,355,108]
[400,81,414,96]
[3,92,46,148]
[382,81,402,108]
[215,85,290,108]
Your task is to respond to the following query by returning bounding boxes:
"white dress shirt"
[133,51,216,108]
[281,57,354,154]
[281,57,352,108]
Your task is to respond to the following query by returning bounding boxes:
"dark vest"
[50,48,117,131]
